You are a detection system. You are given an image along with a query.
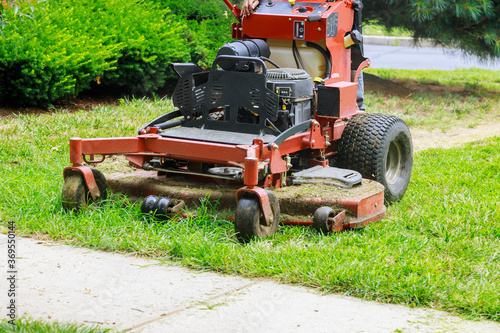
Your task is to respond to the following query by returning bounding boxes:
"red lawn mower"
[62,0,413,242]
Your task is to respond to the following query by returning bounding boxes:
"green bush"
[0,0,239,106]
[187,18,235,68]
[0,1,116,106]
[0,0,192,106]
[154,0,237,68]
[157,0,231,21]
[77,0,192,94]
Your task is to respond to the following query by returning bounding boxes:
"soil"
[364,73,413,98]
[0,94,120,118]
[411,119,500,151]
[361,74,500,150]
[363,73,498,99]
[0,79,177,118]
[364,73,500,149]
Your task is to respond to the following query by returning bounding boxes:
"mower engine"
[266,67,314,131]
[215,39,314,132]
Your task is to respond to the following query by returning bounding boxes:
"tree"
[1,1,38,33]
[363,0,500,60]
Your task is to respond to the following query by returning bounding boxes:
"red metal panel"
[244,157,259,187]
[331,210,347,231]
[74,135,262,166]
[310,159,329,167]
[236,187,274,226]
[338,189,385,217]
[241,0,357,82]
[80,136,148,156]
[125,155,148,169]
[332,121,346,141]
[268,145,288,174]
[69,138,83,165]
[241,0,343,42]
[145,137,258,164]
[63,166,100,201]
[324,81,359,118]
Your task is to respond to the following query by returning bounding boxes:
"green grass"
[0,318,113,333]
[366,68,500,93]
[364,91,496,130]
[363,21,412,37]
[364,68,500,130]
[1,70,500,322]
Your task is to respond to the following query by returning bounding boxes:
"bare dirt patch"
[364,73,413,98]
[411,119,500,151]
[0,106,51,118]
[0,93,120,119]
[364,72,498,98]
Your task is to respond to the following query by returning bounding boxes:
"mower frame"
[62,0,408,241]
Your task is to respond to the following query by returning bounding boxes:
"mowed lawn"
[0,69,499,321]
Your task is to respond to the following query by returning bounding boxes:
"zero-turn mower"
[62,0,413,242]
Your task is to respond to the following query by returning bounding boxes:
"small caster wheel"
[62,168,108,212]
[141,196,174,221]
[234,190,280,243]
[313,206,335,234]
[141,195,159,215]
[154,197,174,220]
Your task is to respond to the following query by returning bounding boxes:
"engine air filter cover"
[216,39,270,71]
[266,68,313,100]
[266,68,310,81]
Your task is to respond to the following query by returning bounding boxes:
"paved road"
[364,44,500,70]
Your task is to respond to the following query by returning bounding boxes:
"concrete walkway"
[2,235,500,332]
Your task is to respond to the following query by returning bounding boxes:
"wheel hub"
[385,140,402,185]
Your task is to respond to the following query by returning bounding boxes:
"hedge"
[0,0,192,106]
[154,0,237,68]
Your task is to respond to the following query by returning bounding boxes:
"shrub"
[187,18,235,68]
[74,0,192,94]
[0,0,192,106]
[157,0,231,21]
[153,0,237,68]
[0,1,117,105]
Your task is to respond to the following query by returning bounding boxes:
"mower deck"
[106,170,385,231]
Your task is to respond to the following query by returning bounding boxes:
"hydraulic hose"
[292,40,300,69]
[261,56,280,68]
[305,42,331,79]
[292,40,308,74]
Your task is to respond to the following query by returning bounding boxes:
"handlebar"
[222,0,242,22]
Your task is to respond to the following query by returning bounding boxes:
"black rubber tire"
[141,196,173,221]
[338,113,413,204]
[62,168,108,212]
[141,195,159,215]
[234,190,280,243]
[153,197,173,220]
[313,206,335,234]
